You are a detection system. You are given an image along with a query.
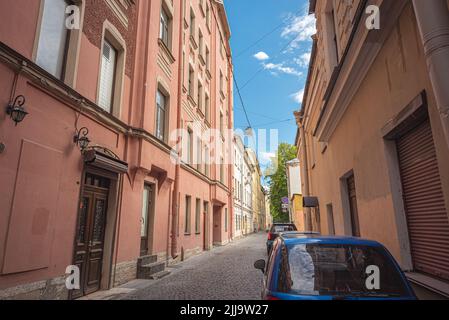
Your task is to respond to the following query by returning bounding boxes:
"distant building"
[286,159,305,230]
[233,135,253,238]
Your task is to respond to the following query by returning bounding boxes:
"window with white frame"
[36,0,71,79]
[98,40,118,112]
[160,6,171,48]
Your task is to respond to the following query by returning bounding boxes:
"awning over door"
[83,147,128,174]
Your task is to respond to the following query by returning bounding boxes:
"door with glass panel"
[140,184,154,256]
[72,173,110,298]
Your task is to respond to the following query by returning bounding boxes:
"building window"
[205,46,210,71]
[205,146,210,177]
[220,111,224,135]
[190,8,195,39]
[220,157,224,184]
[196,137,202,172]
[35,0,71,79]
[98,40,118,112]
[160,6,171,48]
[195,198,201,234]
[205,93,210,122]
[198,29,204,58]
[220,40,225,59]
[185,196,191,234]
[156,89,167,141]
[188,66,194,97]
[187,129,193,165]
[220,71,224,94]
[324,6,339,72]
[206,3,210,29]
[197,81,203,111]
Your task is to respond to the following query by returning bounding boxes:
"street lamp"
[73,127,90,151]
[6,95,28,126]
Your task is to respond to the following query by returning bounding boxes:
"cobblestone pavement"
[121,232,267,300]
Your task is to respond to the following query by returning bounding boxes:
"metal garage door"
[397,119,449,281]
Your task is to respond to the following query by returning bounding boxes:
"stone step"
[137,261,166,279]
[149,270,171,280]
[137,255,157,267]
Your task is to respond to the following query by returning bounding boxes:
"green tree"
[264,143,297,222]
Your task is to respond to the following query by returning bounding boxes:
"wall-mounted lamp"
[6,95,28,126]
[73,127,90,151]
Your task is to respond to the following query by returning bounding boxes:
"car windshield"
[273,225,296,233]
[277,244,409,297]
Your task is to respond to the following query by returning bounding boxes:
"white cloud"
[294,52,311,68]
[291,89,305,104]
[263,62,303,77]
[282,13,316,50]
[253,51,270,61]
[260,152,276,164]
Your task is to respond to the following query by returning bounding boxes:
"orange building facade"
[0,0,233,299]
[296,0,449,297]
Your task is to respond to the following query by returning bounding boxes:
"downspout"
[171,0,185,259]
[412,0,449,150]
[299,119,312,231]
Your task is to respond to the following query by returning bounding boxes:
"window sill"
[199,54,206,66]
[187,94,197,107]
[189,35,198,49]
[184,233,191,236]
[220,90,226,100]
[158,38,176,64]
[206,69,212,80]
[406,272,449,298]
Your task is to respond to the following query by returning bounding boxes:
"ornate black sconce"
[73,127,90,151]
[6,95,28,126]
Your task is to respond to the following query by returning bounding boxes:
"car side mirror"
[254,259,266,273]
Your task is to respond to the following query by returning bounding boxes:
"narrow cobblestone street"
[120,233,266,300]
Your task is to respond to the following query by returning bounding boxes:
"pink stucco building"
[0,0,233,299]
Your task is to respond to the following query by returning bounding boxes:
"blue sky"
[225,0,315,167]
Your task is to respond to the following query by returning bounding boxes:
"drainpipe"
[171,0,185,260]
[299,120,312,231]
[413,0,449,149]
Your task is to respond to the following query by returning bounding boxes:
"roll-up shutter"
[397,119,449,281]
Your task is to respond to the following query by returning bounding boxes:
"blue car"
[254,232,417,300]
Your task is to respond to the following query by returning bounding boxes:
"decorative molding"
[105,0,129,28]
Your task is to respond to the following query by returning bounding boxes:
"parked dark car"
[255,232,417,300]
[267,223,297,255]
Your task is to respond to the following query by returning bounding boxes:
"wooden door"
[347,174,361,237]
[72,173,110,298]
[140,184,154,257]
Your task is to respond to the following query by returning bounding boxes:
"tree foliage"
[264,143,297,223]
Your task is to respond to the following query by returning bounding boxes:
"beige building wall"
[297,0,449,296]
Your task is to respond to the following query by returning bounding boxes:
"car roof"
[279,232,383,247]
